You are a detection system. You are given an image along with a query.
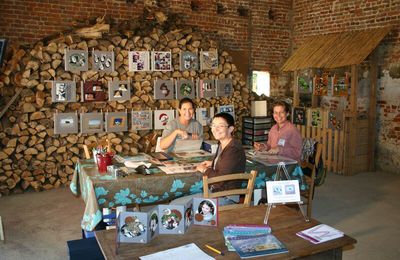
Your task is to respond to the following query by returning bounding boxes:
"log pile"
[0,11,252,196]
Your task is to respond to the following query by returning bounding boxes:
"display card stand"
[263,162,310,225]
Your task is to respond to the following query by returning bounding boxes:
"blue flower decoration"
[98,198,106,205]
[190,181,203,194]
[129,193,137,199]
[255,172,266,189]
[143,195,159,203]
[114,188,132,205]
[135,198,142,204]
[82,209,102,231]
[162,192,169,199]
[108,201,115,207]
[140,190,148,198]
[170,179,185,193]
[95,187,109,198]
[175,191,183,197]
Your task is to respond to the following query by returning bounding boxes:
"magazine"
[296,224,344,244]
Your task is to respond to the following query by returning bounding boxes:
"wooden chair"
[203,170,257,211]
[301,142,323,218]
[83,138,112,160]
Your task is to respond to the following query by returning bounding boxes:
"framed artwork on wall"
[307,108,323,128]
[54,112,79,134]
[180,51,199,71]
[129,51,150,71]
[82,81,107,102]
[200,50,218,71]
[131,110,152,130]
[154,110,175,130]
[176,79,195,99]
[292,107,306,125]
[80,112,104,134]
[0,39,7,66]
[196,79,215,99]
[216,78,233,97]
[108,80,130,101]
[313,74,329,96]
[297,75,313,94]
[154,79,174,100]
[332,74,349,97]
[105,111,128,132]
[152,51,172,71]
[51,81,77,102]
[92,50,114,72]
[64,49,88,72]
[196,107,214,126]
[218,104,235,118]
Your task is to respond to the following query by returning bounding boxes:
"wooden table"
[95,205,356,259]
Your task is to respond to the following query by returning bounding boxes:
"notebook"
[173,139,203,152]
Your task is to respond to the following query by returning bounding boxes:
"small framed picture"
[152,51,172,71]
[64,49,88,71]
[131,110,152,130]
[92,50,114,72]
[197,79,215,99]
[154,79,174,100]
[51,81,77,102]
[193,198,218,226]
[216,78,233,97]
[80,112,104,134]
[0,39,8,65]
[158,205,185,234]
[218,104,235,118]
[105,111,128,132]
[108,80,130,101]
[54,112,79,134]
[176,79,195,99]
[196,107,214,126]
[154,110,175,130]
[82,81,107,102]
[129,51,150,71]
[266,180,300,204]
[117,212,149,244]
[200,50,218,71]
[180,51,199,71]
[292,107,306,125]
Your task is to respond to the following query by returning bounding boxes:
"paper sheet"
[140,243,215,260]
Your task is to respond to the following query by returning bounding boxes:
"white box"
[251,101,267,117]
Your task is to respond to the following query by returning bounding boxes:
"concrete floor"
[0,171,399,260]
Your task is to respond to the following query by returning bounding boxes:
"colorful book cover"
[292,107,306,125]
[197,79,216,98]
[105,111,128,132]
[228,234,288,258]
[176,79,196,99]
[313,74,329,96]
[307,108,323,128]
[224,224,272,251]
[326,110,342,130]
[154,110,175,130]
[297,75,313,94]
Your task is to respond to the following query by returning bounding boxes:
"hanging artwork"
[92,50,114,72]
[297,74,313,94]
[200,50,218,70]
[54,112,79,134]
[64,49,88,71]
[154,110,175,130]
[108,80,130,101]
[292,107,306,125]
[180,51,199,71]
[313,74,329,96]
[197,79,215,99]
[152,51,172,71]
[216,78,233,97]
[218,104,235,118]
[80,112,104,134]
[154,79,174,100]
[82,81,107,102]
[129,51,150,71]
[51,81,77,102]
[176,79,195,99]
[196,107,214,126]
[325,110,342,130]
[307,108,323,128]
[332,74,349,97]
[105,111,128,132]
[131,110,152,130]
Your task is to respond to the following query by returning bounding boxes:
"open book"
[296,224,344,244]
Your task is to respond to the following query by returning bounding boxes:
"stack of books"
[223,224,288,258]
[296,224,344,244]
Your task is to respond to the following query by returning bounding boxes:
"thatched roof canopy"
[281,27,391,71]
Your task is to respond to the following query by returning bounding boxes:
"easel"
[263,162,310,225]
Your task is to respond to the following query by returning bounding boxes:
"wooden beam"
[368,52,378,171]
[293,71,299,107]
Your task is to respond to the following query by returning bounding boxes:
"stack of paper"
[140,243,214,260]
[296,224,344,244]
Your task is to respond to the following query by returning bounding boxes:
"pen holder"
[96,152,114,173]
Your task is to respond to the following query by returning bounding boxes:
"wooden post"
[368,52,378,171]
[293,70,299,107]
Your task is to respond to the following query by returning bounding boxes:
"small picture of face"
[149,212,158,237]
[185,206,193,227]
[55,83,67,101]
[196,200,215,222]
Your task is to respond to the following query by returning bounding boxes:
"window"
[251,71,270,96]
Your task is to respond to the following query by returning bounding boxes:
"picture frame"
[117,211,149,244]
[218,104,235,118]
[176,79,195,99]
[216,78,233,97]
[51,81,77,102]
[105,111,128,132]
[80,112,104,134]
[307,108,323,128]
[54,112,79,134]
[92,50,114,72]
[82,81,107,102]
[0,39,8,66]
[292,107,306,125]
[192,198,218,226]
[313,74,329,96]
[108,80,130,101]
[266,180,301,204]
[196,107,214,126]
[196,79,216,99]
[154,110,175,130]
[332,74,349,97]
[129,51,151,72]
[131,110,152,130]
[200,50,218,71]
[152,51,172,71]
[158,205,186,235]
[64,49,88,72]
[154,79,174,100]
[180,51,199,71]
[297,75,313,94]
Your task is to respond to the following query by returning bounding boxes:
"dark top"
[204,139,246,192]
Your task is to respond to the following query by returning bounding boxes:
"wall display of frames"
[131,110,152,130]
[80,112,104,134]
[196,79,216,99]
[154,79,174,100]
[180,51,199,71]
[152,51,172,71]
[105,111,128,132]
[64,49,88,71]
[216,78,233,97]
[108,80,130,101]
[200,50,218,70]
[176,79,195,99]
[154,110,175,130]
[218,104,235,118]
[92,50,114,72]
[82,81,107,102]
[129,51,151,72]
[54,112,79,134]
[51,81,77,102]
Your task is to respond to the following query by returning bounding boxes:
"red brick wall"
[292,0,400,174]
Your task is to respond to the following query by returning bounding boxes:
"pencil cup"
[96,152,113,173]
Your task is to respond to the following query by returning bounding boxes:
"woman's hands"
[175,129,199,140]
[254,142,267,151]
[197,161,212,174]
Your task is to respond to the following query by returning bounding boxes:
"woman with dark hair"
[254,101,302,162]
[160,97,203,152]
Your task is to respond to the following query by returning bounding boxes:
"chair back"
[203,170,257,211]
[83,138,112,160]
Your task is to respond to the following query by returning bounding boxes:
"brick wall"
[292,0,400,174]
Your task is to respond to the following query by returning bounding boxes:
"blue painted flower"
[82,209,102,231]
[135,198,142,204]
[143,195,159,203]
[255,172,266,189]
[108,201,115,207]
[190,181,203,194]
[175,191,183,197]
[95,187,109,198]
[98,198,106,205]
[129,193,137,199]
[140,190,148,198]
[162,192,169,199]
[114,188,132,205]
[170,179,185,193]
